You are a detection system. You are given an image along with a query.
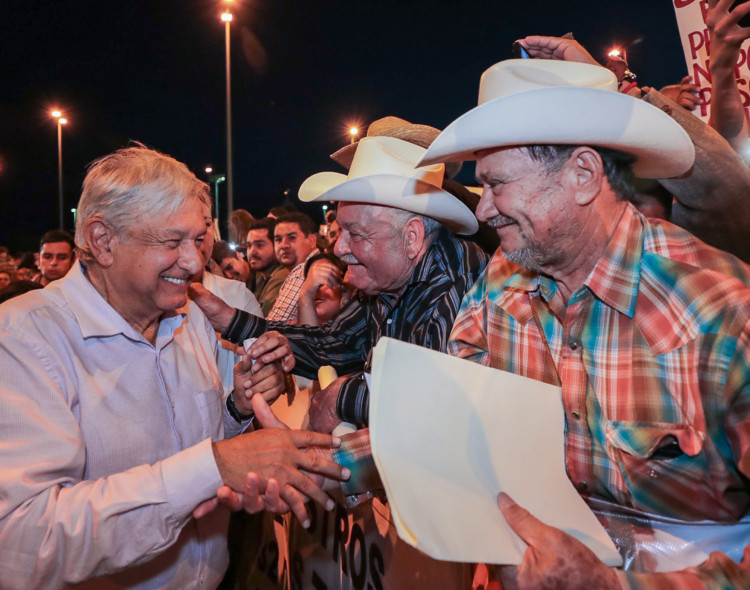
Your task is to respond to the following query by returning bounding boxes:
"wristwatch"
[226,393,253,423]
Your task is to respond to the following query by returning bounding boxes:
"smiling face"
[219,253,250,283]
[246,228,276,272]
[105,198,209,328]
[475,146,579,273]
[274,222,316,268]
[333,203,415,296]
[307,258,344,323]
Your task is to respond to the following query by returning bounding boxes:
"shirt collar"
[582,203,644,318]
[61,261,185,343]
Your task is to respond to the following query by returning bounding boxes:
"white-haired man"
[0,145,347,589]
[421,54,750,587]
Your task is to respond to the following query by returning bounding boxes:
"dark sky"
[1,0,688,251]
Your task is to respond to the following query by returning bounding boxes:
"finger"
[288,429,342,449]
[252,393,289,429]
[249,331,290,361]
[216,485,245,511]
[293,447,350,482]
[264,478,292,514]
[234,352,254,377]
[280,483,314,527]
[275,466,337,515]
[192,497,219,519]
[242,473,266,513]
[497,492,547,546]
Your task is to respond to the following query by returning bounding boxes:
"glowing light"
[349,127,359,137]
[205,166,213,173]
[51,110,62,118]
[221,11,232,21]
[59,118,67,125]
[608,49,622,58]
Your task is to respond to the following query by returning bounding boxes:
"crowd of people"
[2,3,750,588]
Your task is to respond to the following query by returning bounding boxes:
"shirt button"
[568,338,580,350]
[571,411,581,420]
[577,481,588,492]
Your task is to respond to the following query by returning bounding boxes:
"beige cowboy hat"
[299,136,478,235]
[419,59,694,179]
[331,116,463,179]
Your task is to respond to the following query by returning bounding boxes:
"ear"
[403,217,426,260]
[84,219,117,267]
[566,147,605,206]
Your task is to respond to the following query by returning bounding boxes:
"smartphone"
[731,0,750,29]
[512,41,530,59]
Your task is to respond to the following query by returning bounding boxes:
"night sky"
[2,0,688,251]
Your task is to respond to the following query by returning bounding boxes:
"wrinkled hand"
[496,493,621,590]
[247,331,295,372]
[309,376,345,433]
[211,408,347,526]
[232,353,286,415]
[188,282,236,333]
[192,474,290,519]
[299,261,342,301]
[516,35,599,65]
[659,75,704,111]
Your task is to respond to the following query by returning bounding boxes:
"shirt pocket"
[606,421,711,520]
[196,388,224,440]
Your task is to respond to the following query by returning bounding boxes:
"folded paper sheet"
[369,337,623,566]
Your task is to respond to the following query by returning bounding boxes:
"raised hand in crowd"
[516,35,600,65]
[706,0,750,159]
[297,257,344,327]
[659,74,704,111]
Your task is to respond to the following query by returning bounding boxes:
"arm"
[516,35,600,65]
[706,0,750,158]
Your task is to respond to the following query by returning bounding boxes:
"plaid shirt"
[450,204,750,587]
[223,230,489,425]
[266,251,318,323]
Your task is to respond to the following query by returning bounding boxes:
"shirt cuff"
[222,309,267,344]
[160,438,224,522]
[336,373,369,426]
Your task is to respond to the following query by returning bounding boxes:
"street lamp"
[205,165,226,223]
[51,109,68,229]
[349,126,359,144]
[221,0,234,221]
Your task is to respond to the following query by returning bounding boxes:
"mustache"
[487,215,516,228]
[338,254,359,265]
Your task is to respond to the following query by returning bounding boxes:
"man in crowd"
[421,56,750,587]
[246,217,289,316]
[212,240,252,287]
[0,145,347,589]
[36,229,75,285]
[193,132,489,588]
[266,211,319,323]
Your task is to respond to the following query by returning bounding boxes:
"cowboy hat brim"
[299,172,479,235]
[418,86,695,179]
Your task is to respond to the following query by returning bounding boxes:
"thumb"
[252,394,288,429]
[497,492,545,546]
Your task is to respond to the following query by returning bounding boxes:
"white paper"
[369,337,622,566]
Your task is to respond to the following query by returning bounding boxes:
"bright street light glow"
[59,118,67,125]
[349,127,359,136]
[608,49,621,58]
[221,11,232,21]
[51,110,62,118]
[205,166,213,173]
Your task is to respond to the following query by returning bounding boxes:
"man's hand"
[247,331,295,372]
[211,412,348,527]
[189,282,236,333]
[659,75,704,111]
[516,35,600,65]
[707,0,750,67]
[496,493,622,590]
[232,353,286,415]
[309,376,345,433]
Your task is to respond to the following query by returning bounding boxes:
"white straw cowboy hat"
[299,136,478,235]
[419,59,695,179]
[331,116,462,178]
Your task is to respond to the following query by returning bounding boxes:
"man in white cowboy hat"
[191,131,490,588]
[419,54,750,587]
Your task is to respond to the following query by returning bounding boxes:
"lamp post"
[221,1,234,220]
[51,110,68,229]
[349,126,359,144]
[205,166,226,222]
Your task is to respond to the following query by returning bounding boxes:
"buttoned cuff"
[160,438,224,522]
[336,373,369,426]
